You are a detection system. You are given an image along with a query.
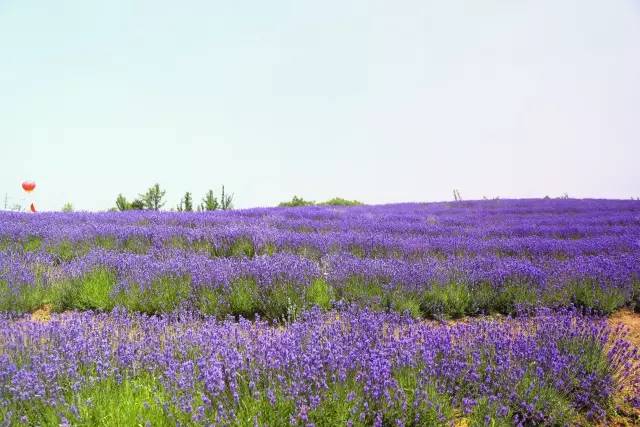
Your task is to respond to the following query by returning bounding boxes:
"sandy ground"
[609,309,640,347]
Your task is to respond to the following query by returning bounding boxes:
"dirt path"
[609,309,640,347]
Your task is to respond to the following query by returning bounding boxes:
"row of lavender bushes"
[1,308,639,426]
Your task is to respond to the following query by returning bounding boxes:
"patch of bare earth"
[605,309,640,426]
[30,304,52,322]
[609,309,640,347]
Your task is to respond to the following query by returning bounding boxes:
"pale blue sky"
[1,0,639,211]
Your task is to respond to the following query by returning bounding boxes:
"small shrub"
[122,237,151,254]
[391,370,454,426]
[305,278,334,310]
[196,287,225,317]
[115,275,191,314]
[468,282,498,315]
[421,282,472,319]
[23,237,42,252]
[278,196,314,207]
[468,397,512,427]
[633,281,640,313]
[52,268,117,311]
[234,382,296,426]
[570,280,626,315]
[389,291,422,318]
[320,197,362,207]
[229,238,255,258]
[514,372,575,425]
[94,236,117,250]
[261,282,303,322]
[0,281,49,313]
[48,240,91,262]
[339,277,385,310]
[494,283,538,315]
[228,278,260,319]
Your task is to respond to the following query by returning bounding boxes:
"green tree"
[321,197,362,206]
[220,185,233,210]
[130,199,145,210]
[177,192,193,212]
[200,190,219,211]
[62,202,74,212]
[183,192,193,212]
[115,194,130,211]
[279,196,314,207]
[140,183,166,211]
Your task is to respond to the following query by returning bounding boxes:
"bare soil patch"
[609,309,640,347]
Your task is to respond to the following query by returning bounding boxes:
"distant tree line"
[278,196,362,207]
[114,184,233,212]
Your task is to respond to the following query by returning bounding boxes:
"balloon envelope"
[22,181,36,192]
[30,203,36,213]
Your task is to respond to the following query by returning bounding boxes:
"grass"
[114,275,191,314]
[338,277,385,310]
[228,278,260,319]
[421,282,472,319]
[571,280,626,315]
[305,278,334,310]
[1,374,176,427]
[1,262,637,321]
[50,268,118,311]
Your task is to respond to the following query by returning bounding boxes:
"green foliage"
[261,282,303,322]
[306,380,361,426]
[386,368,453,426]
[389,291,422,318]
[129,199,145,210]
[559,335,609,379]
[182,191,193,212]
[514,372,576,425]
[321,197,362,206]
[279,196,363,207]
[51,268,117,312]
[195,287,225,317]
[468,282,499,315]
[228,238,255,258]
[493,283,538,315]
[468,397,513,427]
[421,282,472,319]
[62,202,74,212]
[115,275,191,314]
[570,280,626,315]
[0,280,48,313]
[228,278,260,319]
[305,278,334,310]
[200,189,219,211]
[70,375,174,426]
[115,194,130,211]
[199,186,233,211]
[279,195,315,207]
[338,277,385,310]
[23,236,42,252]
[94,235,117,250]
[2,374,176,426]
[233,383,296,426]
[633,281,640,313]
[139,183,166,211]
[48,240,91,262]
[220,185,233,210]
[177,192,194,212]
[123,237,151,254]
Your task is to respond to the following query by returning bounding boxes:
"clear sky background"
[1,0,639,211]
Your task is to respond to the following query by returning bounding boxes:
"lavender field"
[1,199,640,425]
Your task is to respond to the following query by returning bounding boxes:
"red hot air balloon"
[30,203,36,213]
[22,181,36,192]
